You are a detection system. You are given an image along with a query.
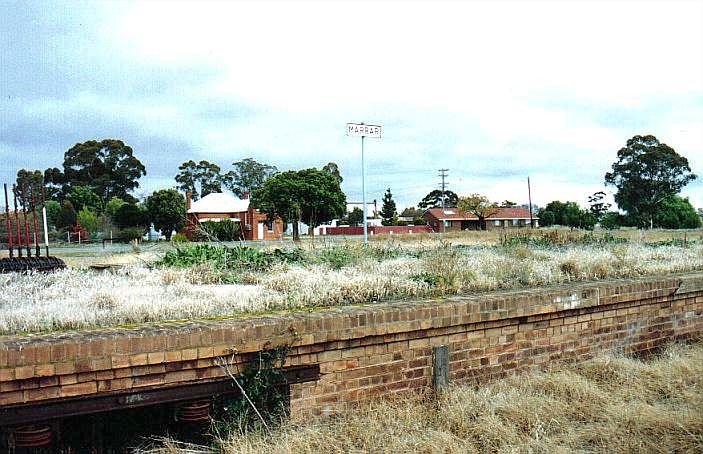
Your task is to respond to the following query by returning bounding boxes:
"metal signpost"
[346,122,382,245]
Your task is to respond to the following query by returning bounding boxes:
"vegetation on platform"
[1,229,702,335]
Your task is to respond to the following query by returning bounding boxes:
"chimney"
[242,191,249,200]
[185,190,192,210]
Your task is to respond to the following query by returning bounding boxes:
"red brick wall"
[321,225,433,236]
[1,274,701,420]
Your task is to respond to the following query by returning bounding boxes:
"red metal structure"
[1,182,65,273]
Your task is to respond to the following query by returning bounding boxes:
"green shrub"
[199,219,241,241]
[156,244,306,271]
[119,227,145,242]
[171,233,189,244]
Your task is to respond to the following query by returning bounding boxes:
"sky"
[1,0,702,211]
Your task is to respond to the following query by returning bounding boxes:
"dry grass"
[2,236,703,335]
[146,341,703,454]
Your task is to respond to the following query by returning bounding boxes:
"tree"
[223,158,278,198]
[77,207,99,234]
[251,168,346,241]
[67,185,102,213]
[105,197,127,221]
[588,191,611,221]
[380,188,398,226]
[146,189,186,240]
[44,200,61,230]
[347,207,364,226]
[113,203,149,230]
[539,200,596,230]
[418,190,458,209]
[605,135,697,228]
[43,167,66,201]
[15,169,44,205]
[63,139,146,203]
[458,194,497,230]
[500,200,517,207]
[322,162,343,184]
[56,201,77,230]
[175,160,222,200]
[653,196,701,229]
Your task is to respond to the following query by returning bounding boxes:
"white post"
[78,230,81,244]
[42,207,49,248]
[361,134,367,245]
[67,231,70,243]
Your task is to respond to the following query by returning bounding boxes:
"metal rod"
[527,176,534,228]
[30,186,41,257]
[20,185,32,256]
[3,184,13,257]
[361,132,367,245]
[12,185,22,257]
[41,185,49,257]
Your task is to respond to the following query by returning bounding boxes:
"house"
[185,191,284,241]
[398,207,424,223]
[423,207,537,232]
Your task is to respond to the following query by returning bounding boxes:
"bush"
[171,233,189,244]
[119,227,146,242]
[156,244,305,271]
[199,219,241,241]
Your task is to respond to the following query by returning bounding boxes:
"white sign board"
[346,123,382,138]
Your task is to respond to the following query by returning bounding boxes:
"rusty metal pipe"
[30,186,41,257]
[4,184,13,258]
[20,185,32,257]
[12,184,22,257]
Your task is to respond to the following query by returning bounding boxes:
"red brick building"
[423,207,536,232]
[185,192,283,241]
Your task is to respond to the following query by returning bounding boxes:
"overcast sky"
[1,0,702,210]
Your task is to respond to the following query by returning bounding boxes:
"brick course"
[0,273,701,420]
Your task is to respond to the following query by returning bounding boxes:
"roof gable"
[425,206,535,220]
[187,192,250,214]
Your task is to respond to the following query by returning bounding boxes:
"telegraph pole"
[438,169,449,211]
[527,176,534,228]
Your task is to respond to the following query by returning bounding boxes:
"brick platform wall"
[1,273,701,421]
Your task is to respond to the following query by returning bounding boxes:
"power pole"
[438,169,449,210]
[527,176,534,228]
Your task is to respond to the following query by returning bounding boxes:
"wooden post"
[432,345,449,391]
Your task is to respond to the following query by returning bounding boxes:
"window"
[512,219,518,226]
[494,220,501,226]
[266,220,274,231]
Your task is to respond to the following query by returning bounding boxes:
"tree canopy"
[251,167,346,241]
[418,190,458,209]
[537,201,595,230]
[223,158,278,198]
[146,189,186,240]
[15,169,44,205]
[653,195,701,229]
[63,139,146,204]
[380,188,398,226]
[458,194,497,230]
[605,135,696,228]
[322,162,343,184]
[175,160,222,200]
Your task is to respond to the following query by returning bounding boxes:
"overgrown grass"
[149,341,703,453]
[3,232,703,335]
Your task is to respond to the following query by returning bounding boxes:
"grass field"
[1,228,702,335]
[150,340,703,453]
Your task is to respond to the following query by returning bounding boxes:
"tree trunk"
[292,220,300,242]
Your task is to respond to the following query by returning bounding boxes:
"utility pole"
[438,169,449,211]
[527,176,534,228]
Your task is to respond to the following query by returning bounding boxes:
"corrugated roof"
[187,192,249,214]
[425,207,535,220]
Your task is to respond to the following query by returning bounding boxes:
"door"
[257,222,264,240]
